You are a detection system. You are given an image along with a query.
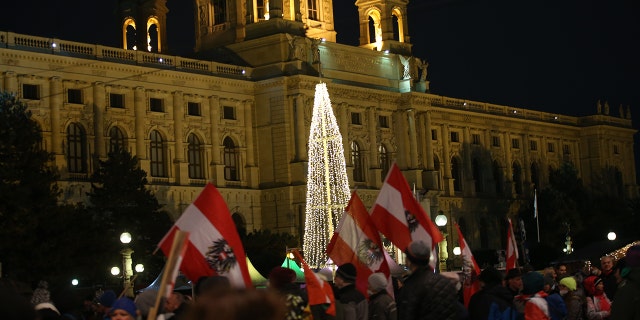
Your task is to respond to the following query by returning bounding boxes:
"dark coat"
[397,267,459,320]
[610,268,640,320]
[368,291,397,320]
[468,284,514,320]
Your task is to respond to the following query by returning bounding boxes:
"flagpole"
[534,189,540,243]
[148,230,189,320]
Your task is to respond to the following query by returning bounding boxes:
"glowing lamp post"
[117,232,142,298]
[435,212,449,272]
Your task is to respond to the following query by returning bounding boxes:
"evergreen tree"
[0,92,80,287]
[87,149,172,286]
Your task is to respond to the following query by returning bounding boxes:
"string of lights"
[302,82,350,268]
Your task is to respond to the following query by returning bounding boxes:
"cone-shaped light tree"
[303,82,351,268]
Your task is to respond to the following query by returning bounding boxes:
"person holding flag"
[454,223,481,308]
[397,240,459,319]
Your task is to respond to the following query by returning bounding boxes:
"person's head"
[556,264,568,277]
[625,245,640,269]
[183,289,286,320]
[404,240,431,270]
[583,275,604,296]
[335,263,357,288]
[165,292,185,313]
[110,297,137,320]
[367,272,388,295]
[521,271,544,295]
[98,290,117,314]
[543,267,557,280]
[543,275,555,293]
[600,256,614,272]
[134,289,162,317]
[268,267,296,291]
[195,276,232,299]
[479,266,503,289]
[504,268,523,293]
[558,276,577,296]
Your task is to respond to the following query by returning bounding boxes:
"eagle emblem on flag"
[205,238,236,274]
[405,210,419,232]
[357,239,384,267]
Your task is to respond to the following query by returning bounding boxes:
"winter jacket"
[468,284,514,320]
[610,267,640,320]
[368,291,397,320]
[335,284,368,320]
[586,295,612,320]
[562,292,585,320]
[397,267,459,320]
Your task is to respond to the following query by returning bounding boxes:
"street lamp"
[607,232,617,241]
[117,232,142,298]
[435,212,448,272]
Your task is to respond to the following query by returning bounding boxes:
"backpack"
[544,293,567,320]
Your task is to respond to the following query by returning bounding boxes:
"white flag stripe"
[341,215,383,271]
[174,203,247,287]
[376,182,408,226]
[175,204,218,255]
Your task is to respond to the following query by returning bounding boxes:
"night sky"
[1,0,639,123]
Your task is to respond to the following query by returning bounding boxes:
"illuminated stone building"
[0,0,636,255]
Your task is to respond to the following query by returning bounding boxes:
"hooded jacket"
[610,267,640,320]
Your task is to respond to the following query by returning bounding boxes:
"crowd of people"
[2,243,639,320]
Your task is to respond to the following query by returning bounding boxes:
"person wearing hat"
[468,266,514,320]
[558,276,584,320]
[110,297,138,320]
[610,244,640,319]
[268,267,307,320]
[504,268,524,300]
[584,275,611,319]
[515,271,567,320]
[397,240,458,319]
[367,272,397,320]
[334,262,368,320]
[98,290,117,320]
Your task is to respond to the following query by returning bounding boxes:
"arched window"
[451,157,463,192]
[473,158,483,192]
[392,14,400,41]
[188,134,204,179]
[232,212,247,238]
[109,127,126,154]
[125,23,136,50]
[493,160,504,194]
[307,0,318,20]
[368,17,376,43]
[150,130,167,177]
[351,141,364,182]
[147,23,158,52]
[531,162,540,190]
[513,162,523,195]
[379,144,390,179]
[223,137,239,181]
[67,123,87,173]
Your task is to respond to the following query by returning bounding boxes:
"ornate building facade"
[0,0,636,256]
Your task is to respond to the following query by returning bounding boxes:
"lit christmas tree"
[303,82,351,268]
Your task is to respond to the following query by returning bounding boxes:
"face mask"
[559,289,569,296]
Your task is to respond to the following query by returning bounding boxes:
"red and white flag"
[505,218,519,273]
[157,183,252,288]
[292,250,336,316]
[327,191,391,298]
[455,223,480,307]
[369,163,443,264]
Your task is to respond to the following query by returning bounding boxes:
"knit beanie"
[368,273,388,293]
[404,240,431,266]
[479,267,503,286]
[99,290,117,308]
[110,297,137,317]
[559,276,577,291]
[269,267,296,289]
[626,245,640,268]
[30,280,51,306]
[522,271,544,295]
[336,263,357,282]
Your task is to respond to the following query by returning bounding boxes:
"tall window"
[392,14,400,41]
[351,141,364,182]
[223,137,239,181]
[213,0,227,24]
[434,155,442,190]
[109,127,127,154]
[150,130,167,177]
[513,162,523,195]
[188,134,205,179]
[451,157,462,192]
[379,144,390,179]
[308,0,318,20]
[67,123,87,173]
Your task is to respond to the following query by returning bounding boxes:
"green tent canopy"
[281,257,306,283]
[247,257,268,287]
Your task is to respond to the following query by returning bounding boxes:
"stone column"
[463,127,474,195]
[134,87,148,173]
[504,131,514,196]
[209,95,223,184]
[49,77,65,169]
[93,82,106,159]
[173,91,188,184]
[294,94,307,161]
[3,71,18,93]
[368,106,382,187]
[244,100,259,187]
[407,109,418,169]
[442,124,454,195]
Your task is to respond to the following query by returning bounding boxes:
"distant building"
[0,0,636,257]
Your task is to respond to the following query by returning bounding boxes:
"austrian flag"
[370,163,443,256]
[157,183,252,288]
